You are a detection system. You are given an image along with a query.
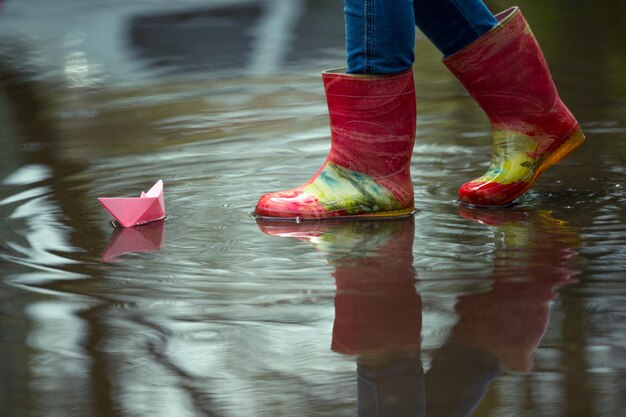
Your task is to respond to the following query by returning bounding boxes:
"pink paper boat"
[101,220,165,261]
[98,180,165,227]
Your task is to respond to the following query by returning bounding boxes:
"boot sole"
[254,206,416,222]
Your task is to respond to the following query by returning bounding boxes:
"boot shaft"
[444,7,578,138]
[323,69,417,199]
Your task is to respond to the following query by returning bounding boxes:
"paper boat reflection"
[98,180,165,227]
[102,219,165,261]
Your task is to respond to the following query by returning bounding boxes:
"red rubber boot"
[444,7,585,207]
[255,69,416,220]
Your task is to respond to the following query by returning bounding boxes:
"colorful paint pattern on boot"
[458,128,585,206]
[255,161,412,219]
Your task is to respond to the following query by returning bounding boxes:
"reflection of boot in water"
[257,217,414,259]
[257,218,424,416]
[257,217,419,355]
[424,208,581,416]
[454,208,580,371]
[458,206,581,282]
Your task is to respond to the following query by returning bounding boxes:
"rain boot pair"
[255,7,584,219]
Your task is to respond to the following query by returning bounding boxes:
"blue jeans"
[344,0,498,74]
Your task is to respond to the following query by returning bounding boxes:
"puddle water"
[1,0,625,416]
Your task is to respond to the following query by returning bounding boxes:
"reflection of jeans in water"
[357,355,426,417]
[344,0,497,74]
[356,341,501,417]
[425,338,502,417]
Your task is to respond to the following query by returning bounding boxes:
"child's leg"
[255,1,418,219]
[413,0,497,57]
[344,0,416,74]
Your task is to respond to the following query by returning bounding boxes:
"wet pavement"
[1,0,625,416]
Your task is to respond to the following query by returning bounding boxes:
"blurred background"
[1,1,625,416]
